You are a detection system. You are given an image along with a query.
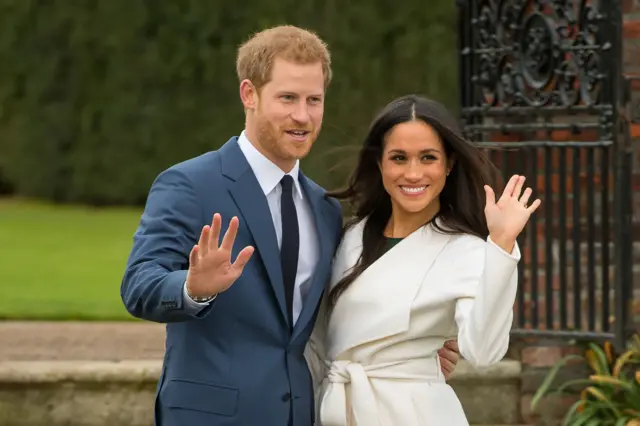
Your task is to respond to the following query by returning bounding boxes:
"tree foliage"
[0,0,458,205]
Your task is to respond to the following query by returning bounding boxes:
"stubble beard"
[255,114,317,165]
[256,115,291,162]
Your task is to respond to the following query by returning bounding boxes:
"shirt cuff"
[182,281,216,310]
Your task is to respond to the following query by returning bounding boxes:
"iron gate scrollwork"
[457,0,633,349]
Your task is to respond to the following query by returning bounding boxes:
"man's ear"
[239,79,258,110]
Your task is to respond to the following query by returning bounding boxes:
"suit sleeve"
[304,291,329,407]
[120,167,216,323]
[304,203,343,418]
[453,236,520,367]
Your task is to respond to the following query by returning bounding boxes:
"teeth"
[289,130,307,135]
[401,186,426,193]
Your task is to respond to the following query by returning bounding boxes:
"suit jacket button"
[282,392,291,402]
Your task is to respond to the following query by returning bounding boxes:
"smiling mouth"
[285,130,310,139]
[400,185,427,195]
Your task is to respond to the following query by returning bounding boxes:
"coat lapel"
[219,138,287,324]
[291,173,334,341]
[326,220,452,359]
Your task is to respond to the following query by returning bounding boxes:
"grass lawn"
[0,198,145,321]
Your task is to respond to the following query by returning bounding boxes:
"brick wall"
[624,0,640,331]
[501,4,640,425]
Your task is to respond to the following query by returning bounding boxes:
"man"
[121,25,459,426]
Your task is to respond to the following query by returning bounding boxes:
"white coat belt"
[319,356,443,426]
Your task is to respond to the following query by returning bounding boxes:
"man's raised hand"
[186,214,254,299]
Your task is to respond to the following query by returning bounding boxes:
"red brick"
[624,21,640,39]
[515,290,616,335]
[522,346,563,367]
[562,345,585,357]
[522,244,546,266]
[488,132,521,143]
[634,173,640,191]
[624,41,640,69]
[628,75,640,91]
[525,271,562,292]
[520,394,537,423]
[626,1,640,14]
[521,393,579,424]
[515,297,547,315]
[487,129,600,146]
[536,129,600,143]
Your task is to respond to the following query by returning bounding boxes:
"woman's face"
[379,120,451,220]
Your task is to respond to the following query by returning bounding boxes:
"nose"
[404,160,424,181]
[290,102,311,124]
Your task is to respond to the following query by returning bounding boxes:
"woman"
[304,95,540,425]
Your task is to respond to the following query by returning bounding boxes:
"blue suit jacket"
[121,137,343,426]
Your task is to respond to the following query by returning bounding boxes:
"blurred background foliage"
[0,0,459,206]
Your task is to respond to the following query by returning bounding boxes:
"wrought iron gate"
[457,0,633,349]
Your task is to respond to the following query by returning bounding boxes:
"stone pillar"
[513,339,588,425]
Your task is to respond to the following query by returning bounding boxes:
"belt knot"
[327,360,362,384]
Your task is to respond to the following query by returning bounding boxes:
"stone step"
[449,360,522,425]
[0,360,526,426]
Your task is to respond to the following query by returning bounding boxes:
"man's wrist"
[185,282,216,303]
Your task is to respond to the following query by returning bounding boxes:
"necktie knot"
[281,175,294,194]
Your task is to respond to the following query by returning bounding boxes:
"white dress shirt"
[183,131,320,325]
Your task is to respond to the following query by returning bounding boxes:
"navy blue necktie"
[280,175,299,331]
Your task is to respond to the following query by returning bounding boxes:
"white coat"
[304,217,520,425]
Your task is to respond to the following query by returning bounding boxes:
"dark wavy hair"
[327,94,502,305]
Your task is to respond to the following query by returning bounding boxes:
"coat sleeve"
[453,236,520,367]
[120,167,217,323]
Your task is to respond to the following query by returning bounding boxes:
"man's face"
[244,58,325,171]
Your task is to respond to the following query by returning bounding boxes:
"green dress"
[384,237,403,253]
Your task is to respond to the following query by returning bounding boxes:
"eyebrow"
[277,91,324,98]
[387,148,442,154]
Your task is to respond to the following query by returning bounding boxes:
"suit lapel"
[219,138,287,324]
[291,173,334,341]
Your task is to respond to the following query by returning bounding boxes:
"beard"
[256,114,289,160]
[254,112,318,163]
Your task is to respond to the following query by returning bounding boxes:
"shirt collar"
[237,131,304,199]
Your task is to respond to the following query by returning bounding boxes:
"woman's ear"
[447,155,456,176]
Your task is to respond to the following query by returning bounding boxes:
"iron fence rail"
[457,0,633,349]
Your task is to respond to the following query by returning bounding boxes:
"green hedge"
[0,0,458,206]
